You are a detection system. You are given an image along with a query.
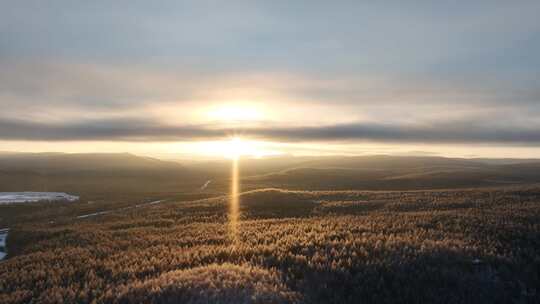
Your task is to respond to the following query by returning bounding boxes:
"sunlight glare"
[229,156,240,243]
[224,137,249,159]
[194,138,281,159]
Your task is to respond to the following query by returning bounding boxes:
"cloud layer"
[1,117,538,145]
[1,1,540,152]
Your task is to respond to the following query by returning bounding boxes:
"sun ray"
[229,156,240,243]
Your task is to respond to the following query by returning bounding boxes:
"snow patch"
[200,180,212,190]
[0,229,7,247]
[77,211,110,219]
[0,228,8,261]
[0,192,79,204]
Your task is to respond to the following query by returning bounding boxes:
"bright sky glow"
[192,137,283,159]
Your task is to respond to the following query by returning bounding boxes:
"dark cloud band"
[0,118,538,145]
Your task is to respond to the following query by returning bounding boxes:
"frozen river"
[0,192,79,204]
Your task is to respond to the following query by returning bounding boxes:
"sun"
[192,137,282,159]
[222,137,256,159]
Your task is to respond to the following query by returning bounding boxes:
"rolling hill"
[2,153,540,194]
[0,152,206,194]
[239,155,540,190]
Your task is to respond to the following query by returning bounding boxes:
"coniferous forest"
[1,186,539,303]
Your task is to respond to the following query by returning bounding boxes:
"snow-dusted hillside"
[0,192,79,204]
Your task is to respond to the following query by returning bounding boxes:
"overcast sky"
[1,1,540,158]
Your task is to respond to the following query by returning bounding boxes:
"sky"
[1,1,540,159]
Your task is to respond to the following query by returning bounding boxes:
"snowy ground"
[0,228,8,261]
[0,192,79,204]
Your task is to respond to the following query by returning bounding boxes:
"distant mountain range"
[0,152,184,173]
[0,152,200,194]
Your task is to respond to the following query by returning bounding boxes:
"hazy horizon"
[2,149,540,162]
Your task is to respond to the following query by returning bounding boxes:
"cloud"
[0,62,205,110]
[255,122,540,144]
[2,61,539,119]
[2,1,540,154]
[0,118,222,141]
[1,117,539,145]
